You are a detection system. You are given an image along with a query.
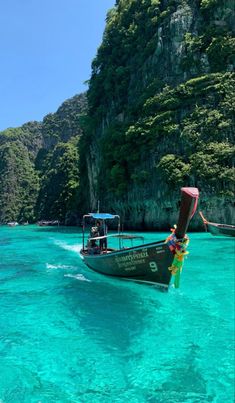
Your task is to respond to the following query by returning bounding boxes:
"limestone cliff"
[0,94,87,223]
[83,0,235,229]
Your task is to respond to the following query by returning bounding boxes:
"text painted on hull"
[114,248,164,272]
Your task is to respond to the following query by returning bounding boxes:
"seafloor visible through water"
[0,225,234,403]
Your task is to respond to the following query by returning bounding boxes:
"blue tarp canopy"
[88,213,119,220]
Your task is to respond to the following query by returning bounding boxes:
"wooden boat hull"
[199,212,235,237]
[81,240,173,288]
[207,223,235,237]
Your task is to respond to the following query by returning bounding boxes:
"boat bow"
[175,187,199,239]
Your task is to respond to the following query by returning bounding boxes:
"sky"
[0,0,116,131]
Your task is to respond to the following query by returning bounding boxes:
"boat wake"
[53,240,82,254]
[46,263,77,270]
[64,273,91,282]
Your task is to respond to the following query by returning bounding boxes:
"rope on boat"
[166,227,189,288]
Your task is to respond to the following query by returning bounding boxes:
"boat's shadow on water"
[63,275,163,351]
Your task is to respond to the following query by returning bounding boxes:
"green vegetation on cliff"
[36,138,80,224]
[0,94,87,224]
[82,0,235,224]
[89,0,162,115]
[0,141,39,223]
[95,72,234,199]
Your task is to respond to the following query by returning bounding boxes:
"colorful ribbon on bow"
[166,226,189,288]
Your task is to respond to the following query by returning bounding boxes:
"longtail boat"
[80,187,199,289]
[199,211,235,237]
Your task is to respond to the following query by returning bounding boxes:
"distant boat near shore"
[199,211,235,237]
[37,220,60,226]
[7,222,19,227]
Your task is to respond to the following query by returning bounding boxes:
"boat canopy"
[82,212,121,250]
[87,213,119,220]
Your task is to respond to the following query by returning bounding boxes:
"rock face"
[35,93,88,224]
[42,93,87,148]
[83,0,235,229]
[0,122,43,223]
[0,94,87,224]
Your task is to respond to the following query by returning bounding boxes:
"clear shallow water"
[0,225,234,403]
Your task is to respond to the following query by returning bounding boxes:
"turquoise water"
[0,225,234,403]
